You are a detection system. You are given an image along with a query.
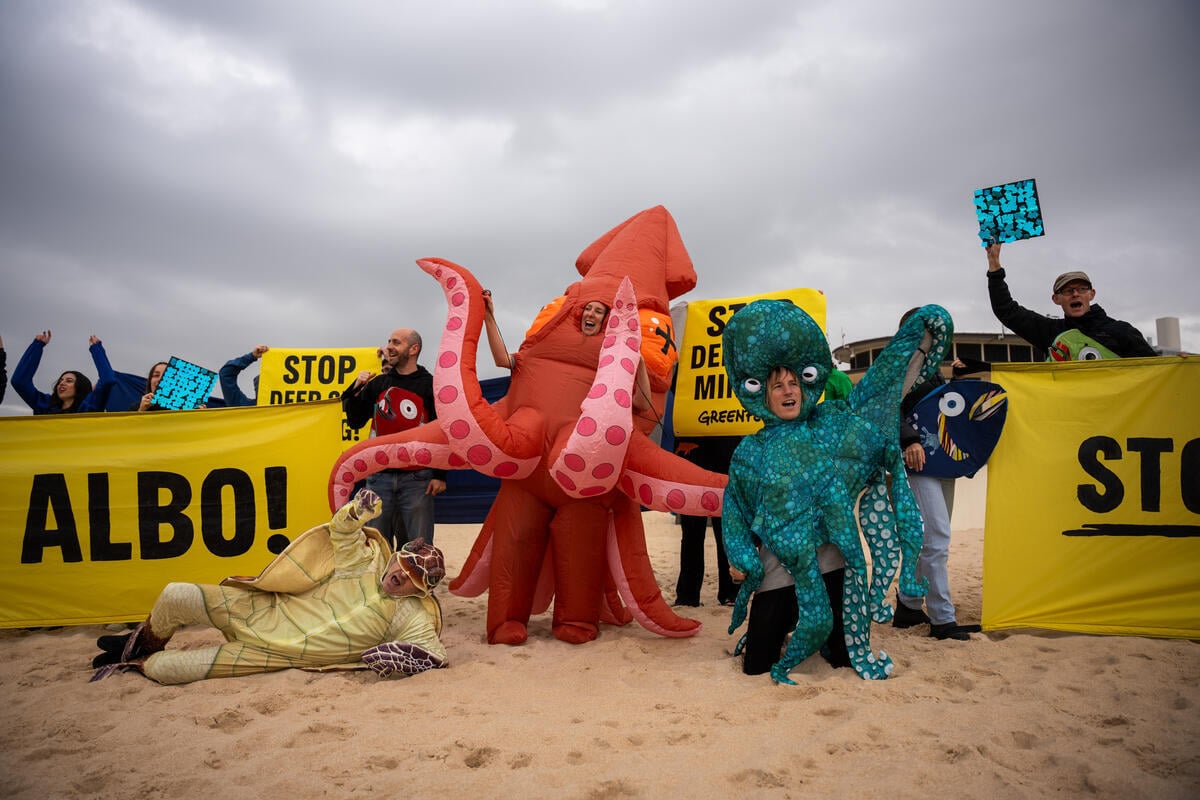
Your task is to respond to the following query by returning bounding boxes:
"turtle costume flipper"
[362,641,448,678]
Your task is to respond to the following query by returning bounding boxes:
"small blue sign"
[974,178,1044,246]
[153,356,217,410]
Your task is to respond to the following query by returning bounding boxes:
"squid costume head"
[722,299,832,426]
[388,538,447,598]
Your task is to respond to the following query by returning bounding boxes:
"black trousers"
[674,515,737,605]
[742,569,849,675]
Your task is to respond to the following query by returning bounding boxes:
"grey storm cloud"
[1,0,1197,412]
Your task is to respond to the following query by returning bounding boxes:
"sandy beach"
[2,511,1197,799]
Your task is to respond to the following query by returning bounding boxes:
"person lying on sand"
[91,489,448,684]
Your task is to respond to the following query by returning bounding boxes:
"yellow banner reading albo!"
[672,288,827,437]
[983,356,1200,638]
[0,401,346,628]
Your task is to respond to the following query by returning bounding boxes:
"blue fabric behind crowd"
[104,372,149,412]
[433,375,509,524]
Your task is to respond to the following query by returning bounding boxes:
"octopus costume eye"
[1079,346,1103,360]
[743,377,762,394]
[938,391,966,417]
[801,366,819,384]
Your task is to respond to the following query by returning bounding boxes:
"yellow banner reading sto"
[983,356,1200,638]
[0,402,346,628]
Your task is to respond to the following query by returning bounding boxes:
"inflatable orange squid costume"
[329,206,727,645]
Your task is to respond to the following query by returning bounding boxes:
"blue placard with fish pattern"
[152,356,217,410]
[974,178,1044,246]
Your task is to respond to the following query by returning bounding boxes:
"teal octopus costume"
[721,301,953,682]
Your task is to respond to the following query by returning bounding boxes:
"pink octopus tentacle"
[616,434,727,516]
[550,277,640,498]
[606,502,701,638]
[417,257,541,480]
[328,425,455,510]
[619,468,724,517]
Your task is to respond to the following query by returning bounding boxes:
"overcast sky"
[2,0,1197,415]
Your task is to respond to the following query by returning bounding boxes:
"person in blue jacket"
[12,330,115,414]
[219,344,270,407]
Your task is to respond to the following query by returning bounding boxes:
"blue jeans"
[365,469,436,548]
[898,474,957,625]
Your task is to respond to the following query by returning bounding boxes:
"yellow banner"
[672,288,827,437]
[0,401,346,628]
[983,356,1200,638]
[257,347,379,449]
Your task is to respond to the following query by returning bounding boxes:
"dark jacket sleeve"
[341,376,380,430]
[11,339,52,413]
[219,352,257,407]
[77,342,117,413]
[1103,320,1157,358]
[0,347,7,405]
[988,268,1057,352]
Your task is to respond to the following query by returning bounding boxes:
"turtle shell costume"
[91,490,447,684]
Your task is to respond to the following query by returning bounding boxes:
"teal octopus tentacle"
[824,496,893,680]
[721,438,768,636]
[847,304,953,431]
[849,305,950,605]
[771,558,833,685]
[856,479,902,623]
[884,435,928,602]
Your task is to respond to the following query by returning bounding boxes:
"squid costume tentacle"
[720,300,953,682]
[328,206,727,647]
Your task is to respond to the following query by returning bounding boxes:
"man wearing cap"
[986,243,1156,358]
[90,490,448,684]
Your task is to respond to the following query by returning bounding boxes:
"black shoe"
[819,643,852,669]
[92,649,125,669]
[892,602,930,629]
[96,633,132,653]
[672,599,702,608]
[92,632,133,669]
[929,622,976,641]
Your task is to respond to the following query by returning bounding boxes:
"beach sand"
[2,512,1197,799]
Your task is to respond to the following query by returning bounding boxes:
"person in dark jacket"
[986,243,1156,358]
[342,327,446,547]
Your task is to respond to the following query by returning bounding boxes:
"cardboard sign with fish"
[905,380,1008,479]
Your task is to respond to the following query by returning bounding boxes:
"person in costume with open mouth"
[91,489,447,684]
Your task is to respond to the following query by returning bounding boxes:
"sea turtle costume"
[91,490,447,684]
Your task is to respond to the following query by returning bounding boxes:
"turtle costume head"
[385,538,446,597]
[722,299,832,426]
